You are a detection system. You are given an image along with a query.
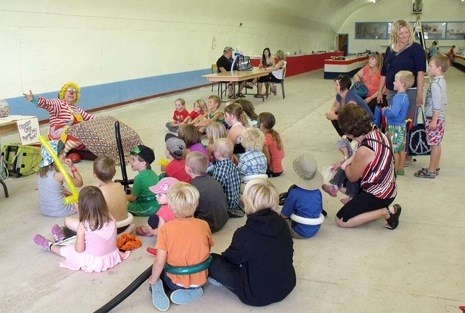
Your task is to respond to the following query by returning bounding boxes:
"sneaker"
[322,184,338,197]
[228,208,245,218]
[33,234,52,250]
[51,224,65,242]
[208,277,223,287]
[170,287,203,305]
[150,280,170,311]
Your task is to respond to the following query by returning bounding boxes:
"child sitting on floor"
[166,98,189,132]
[193,95,224,133]
[135,177,179,237]
[186,152,229,233]
[163,135,191,183]
[33,186,129,272]
[37,141,83,217]
[147,182,213,311]
[237,127,267,179]
[281,153,325,239]
[205,122,227,166]
[177,124,207,156]
[212,138,244,218]
[127,145,160,216]
[258,112,285,177]
[183,99,207,125]
[93,156,128,224]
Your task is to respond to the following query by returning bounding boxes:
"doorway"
[337,34,348,56]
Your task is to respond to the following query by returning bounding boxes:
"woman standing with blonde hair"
[377,19,426,165]
[208,179,296,306]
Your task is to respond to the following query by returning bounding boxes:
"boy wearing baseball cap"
[163,134,191,183]
[127,145,160,216]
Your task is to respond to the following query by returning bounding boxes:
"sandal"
[420,167,440,176]
[385,204,401,230]
[414,169,436,179]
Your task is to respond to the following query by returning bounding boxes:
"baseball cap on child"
[282,153,323,190]
[165,135,186,157]
[130,145,155,164]
[149,177,179,195]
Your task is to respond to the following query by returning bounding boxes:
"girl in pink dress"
[33,186,129,273]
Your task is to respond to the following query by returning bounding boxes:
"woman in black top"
[209,178,296,306]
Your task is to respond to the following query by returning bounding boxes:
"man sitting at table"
[216,46,247,99]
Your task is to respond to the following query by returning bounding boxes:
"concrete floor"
[1,68,464,313]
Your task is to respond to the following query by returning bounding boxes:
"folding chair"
[266,67,287,99]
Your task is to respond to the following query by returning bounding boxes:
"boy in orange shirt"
[148,182,213,311]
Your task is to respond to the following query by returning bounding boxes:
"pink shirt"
[157,204,176,223]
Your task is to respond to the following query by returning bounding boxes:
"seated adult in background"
[23,82,94,153]
[353,52,383,112]
[259,47,276,69]
[209,178,296,306]
[255,50,286,98]
[216,46,246,99]
[325,74,373,137]
[334,104,401,230]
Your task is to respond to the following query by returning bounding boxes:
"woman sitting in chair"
[255,50,286,98]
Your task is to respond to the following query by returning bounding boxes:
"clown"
[24,82,94,153]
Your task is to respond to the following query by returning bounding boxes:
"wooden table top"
[203,68,269,82]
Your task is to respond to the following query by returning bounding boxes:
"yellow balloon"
[39,136,78,204]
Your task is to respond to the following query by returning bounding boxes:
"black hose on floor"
[94,265,152,313]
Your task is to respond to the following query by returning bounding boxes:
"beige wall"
[0,0,339,98]
[339,0,465,54]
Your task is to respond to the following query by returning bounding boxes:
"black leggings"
[258,73,282,83]
[208,253,238,292]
